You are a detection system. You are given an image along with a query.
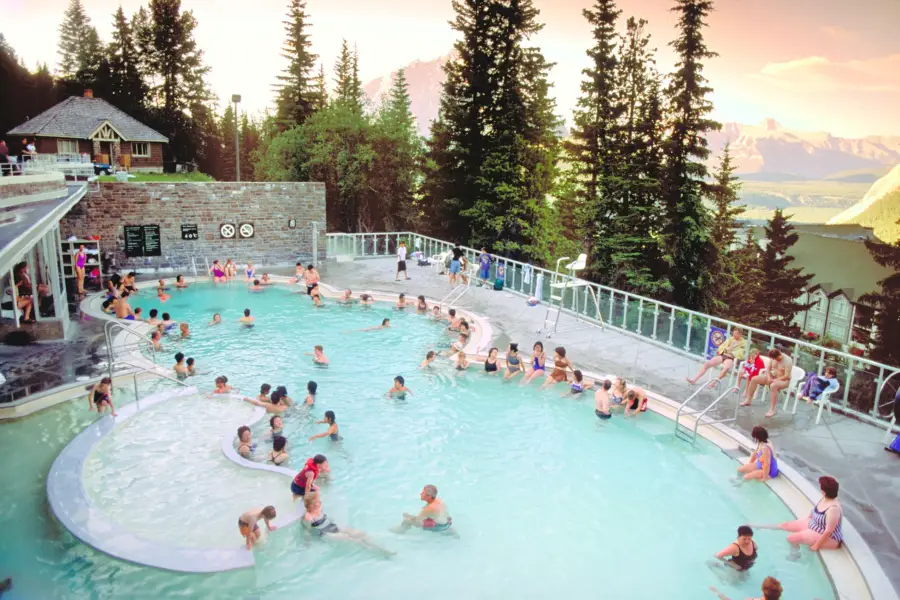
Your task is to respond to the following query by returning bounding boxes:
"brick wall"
[124,142,164,170]
[59,182,326,271]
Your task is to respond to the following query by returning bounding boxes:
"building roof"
[807,283,859,302]
[7,97,168,143]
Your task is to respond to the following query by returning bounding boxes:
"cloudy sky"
[4,0,899,137]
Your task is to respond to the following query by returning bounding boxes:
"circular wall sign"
[220,223,236,239]
[239,223,255,238]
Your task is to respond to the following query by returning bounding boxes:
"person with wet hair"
[88,377,116,416]
[269,415,283,437]
[174,352,187,378]
[421,350,437,369]
[239,308,255,326]
[258,384,272,403]
[594,379,612,420]
[236,425,256,458]
[275,385,293,407]
[310,410,340,442]
[392,484,456,536]
[710,575,782,600]
[268,435,289,465]
[305,381,318,406]
[713,525,757,572]
[237,505,277,550]
[484,347,500,373]
[388,376,412,398]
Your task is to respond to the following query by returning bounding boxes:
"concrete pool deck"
[317,256,900,598]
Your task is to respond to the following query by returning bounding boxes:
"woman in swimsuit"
[762,475,844,557]
[737,426,779,482]
[175,274,189,289]
[542,346,573,387]
[416,295,428,313]
[210,260,226,283]
[310,410,340,442]
[568,369,585,395]
[88,377,117,416]
[246,261,255,282]
[504,343,522,380]
[713,525,757,572]
[13,262,35,322]
[302,493,395,556]
[484,347,500,374]
[223,258,236,280]
[523,341,546,383]
[269,414,283,436]
[610,378,627,407]
[74,245,87,294]
[268,435,289,465]
[236,425,257,458]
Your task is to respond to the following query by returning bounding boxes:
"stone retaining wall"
[0,173,66,201]
[59,181,326,271]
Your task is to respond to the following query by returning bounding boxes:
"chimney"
[84,89,94,98]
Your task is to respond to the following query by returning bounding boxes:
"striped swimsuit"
[808,501,843,545]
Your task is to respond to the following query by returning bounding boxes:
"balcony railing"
[326,231,900,430]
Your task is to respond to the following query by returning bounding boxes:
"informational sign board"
[706,326,728,359]
[181,224,199,240]
[123,225,162,257]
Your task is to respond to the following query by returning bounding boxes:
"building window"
[57,139,79,155]
[807,314,825,334]
[132,142,150,157]
[827,321,846,341]
[832,298,849,318]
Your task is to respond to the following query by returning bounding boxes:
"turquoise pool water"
[0,281,836,599]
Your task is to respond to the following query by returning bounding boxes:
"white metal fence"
[326,230,900,431]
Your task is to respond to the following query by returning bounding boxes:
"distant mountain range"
[365,57,900,185]
[828,164,900,242]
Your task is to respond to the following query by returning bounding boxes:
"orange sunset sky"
[4,0,899,137]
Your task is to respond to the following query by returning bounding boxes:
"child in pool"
[269,415,283,437]
[305,381,317,406]
[309,410,340,442]
[209,313,222,326]
[258,384,272,403]
[88,377,117,416]
[179,322,190,339]
[568,370,586,395]
[175,274,189,289]
[239,308,255,326]
[308,345,329,365]
[421,351,437,368]
[387,376,412,397]
[186,357,196,376]
[157,286,170,302]
[455,352,469,370]
[211,375,233,395]
[248,279,264,292]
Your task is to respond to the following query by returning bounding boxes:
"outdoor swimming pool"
[0,281,837,598]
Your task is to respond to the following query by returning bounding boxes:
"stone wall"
[0,173,66,201]
[59,181,326,272]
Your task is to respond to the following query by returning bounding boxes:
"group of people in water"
[92,266,846,597]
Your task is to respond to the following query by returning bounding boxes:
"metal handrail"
[103,320,158,377]
[675,385,710,421]
[326,231,900,430]
[675,385,739,445]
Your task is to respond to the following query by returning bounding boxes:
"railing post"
[651,303,659,341]
[608,290,615,325]
[637,299,644,335]
[622,294,629,329]
[873,367,885,415]
[667,309,675,346]
[684,316,693,352]
[133,373,140,411]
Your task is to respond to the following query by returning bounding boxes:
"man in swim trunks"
[623,386,649,416]
[239,308,255,326]
[238,506,277,550]
[594,379,612,420]
[393,484,456,536]
[174,352,188,378]
[114,291,135,320]
[304,264,320,295]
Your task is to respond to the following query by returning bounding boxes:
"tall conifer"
[858,226,900,366]
[107,7,147,113]
[759,209,813,336]
[274,0,319,128]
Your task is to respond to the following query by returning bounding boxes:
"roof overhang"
[89,120,126,141]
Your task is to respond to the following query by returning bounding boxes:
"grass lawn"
[98,172,214,183]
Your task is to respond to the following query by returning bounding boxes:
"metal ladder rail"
[191,257,198,278]
[542,256,572,335]
[104,320,159,375]
[439,283,468,310]
[544,282,607,337]
[675,386,740,445]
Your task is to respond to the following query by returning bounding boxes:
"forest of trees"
[2,0,897,364]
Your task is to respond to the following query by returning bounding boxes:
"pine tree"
[218,105,237,181]
[858,225,900,367]
[314,64,328,109]
[660,0,721,311]
[564,0,622,261]
[274,0,320,129]
[333,40,363,115]
[707,142,745,312]
[719,228,767,327]
[107,7,147,114]
[58,0,94,78]
[132,7,155,88]
[147,0,211,115]
[759,210,814,336]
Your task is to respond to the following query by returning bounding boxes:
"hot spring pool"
[1,281,837,599]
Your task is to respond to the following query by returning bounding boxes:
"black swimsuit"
[93,389,109,406]
[728,541,757,571]
[484,359,498,372]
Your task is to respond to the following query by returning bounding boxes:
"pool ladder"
[440,282,470,309]
[674,383,740,445]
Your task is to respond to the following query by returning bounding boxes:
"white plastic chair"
[431,251,450,274]
[789,375,840,424]
[779,366,806,411]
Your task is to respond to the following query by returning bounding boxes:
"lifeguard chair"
[540,253,604,337]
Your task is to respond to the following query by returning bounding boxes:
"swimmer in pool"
[133,307,143,321]
[186,357,196,376]
[88,377,117,416]
[484,347,500,374]
[709,575,783,600]
[302,493,395,556]
[416,295,428,313]
[447,308,461,331]
[244,393,287,414]
[210,260,226,283]
[174,352,188,378]
[175,274,189,289]
[260,273,272,285]
[449,333,467,355]
[337,289,354,304]
[179,322,190,339]
[523,341,546,383]
[455,352,469,370]
[275,385,294,407]
[238,505,277,550]
[311,286,323,307]
[115,291,135,320]
[161,312,177,330]
[258,384,272,403]
[359,293,374,306]
[504,343,522,380]
[211,375,233,395]
[594,379,612,420]
[387,375,412,398]
[209,313,222,326]
[147,308,161,325]
[157,281,170,302]
[150,331,163,352]
[309,410,340,442]
[609,377,627,407]
[239,308,255,326]
[712,525,758,572]
[346,318,391,333]
[431,305,442,321]
[236,425,257,458]
[306,345,329,365]
[304,381,318,406]
[269,415,283,437]
[291,454,327,500]
[395,293,409,309]
[269,435,289,465]
[566,369,586,395]
[392,484,456,536]
[623,387,649,416]
[248,279,264,292]
[420,350,437,368]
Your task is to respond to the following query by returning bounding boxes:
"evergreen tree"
[333,41,364,115]
[132,7,155,87]
[240,114,262,182]
[660,0,721,311]
[218,105,237,181]
[719,228,767,327]
[107,7,147,114]
[58,0,97,79]
[314,64,328,109]
[759,210,813,337]
[707,142,745,312]
[274,0,320,128]
[564,0,622,260]
[858,225,900,367]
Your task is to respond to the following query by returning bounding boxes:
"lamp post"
[231,94,241,182]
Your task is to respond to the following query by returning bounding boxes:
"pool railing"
[325,231,900,433]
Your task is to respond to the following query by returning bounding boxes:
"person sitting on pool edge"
[687,327,746,386]
[736,426,778,483]
[542,346,573,388]
[567,369,586,395]
[310,410,340,442]
[238,505,277,551]
[594,379,612,420]
[712,525,757,572]
[388,375,412,397]
[392,484,456,536]
[291,454,328,500]
[504,343,522,380]
[236,425,256,459]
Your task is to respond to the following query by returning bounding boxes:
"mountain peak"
[761,118,784,132]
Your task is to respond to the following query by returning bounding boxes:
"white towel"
[534,272,543,301]
[523,264,533,285]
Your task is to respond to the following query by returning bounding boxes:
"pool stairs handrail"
[103,320,159,368]
[191,257,198,278]
[440,275,471,309]
[674,385,740,445]
[540,254,604,338]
